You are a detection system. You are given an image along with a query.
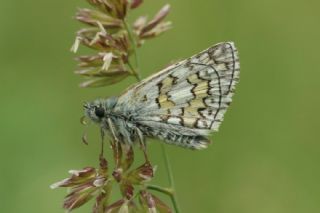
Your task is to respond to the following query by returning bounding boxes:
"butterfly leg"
[136,127,149,163]
[107,118,120,143]
[107,118,122,166]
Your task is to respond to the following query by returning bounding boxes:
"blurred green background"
[1,0,319,212]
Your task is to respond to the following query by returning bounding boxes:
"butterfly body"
[85,42,240,149]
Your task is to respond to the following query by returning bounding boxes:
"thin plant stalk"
[161,144,181,213]
[123,20,141,81]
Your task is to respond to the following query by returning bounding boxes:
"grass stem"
[161,144,181,213]
[123,20,141,81]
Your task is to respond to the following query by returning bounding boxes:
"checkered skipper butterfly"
[84,42,240,149]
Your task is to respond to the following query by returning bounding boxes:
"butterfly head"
[84,97,118,123]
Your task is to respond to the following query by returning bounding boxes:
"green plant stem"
[124,19,180,213]
[161,144,181,213]
[147,184,180,213]
[146,184,174,196]
[123,20,141,81]
[127,61,140,82]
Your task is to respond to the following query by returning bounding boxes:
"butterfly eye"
[94,107,105,118]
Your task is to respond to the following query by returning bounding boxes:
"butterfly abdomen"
[156,132,210,149]
[138,124,210,149]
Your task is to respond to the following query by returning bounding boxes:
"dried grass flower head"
[52,145,171,212]
[72,0,171,87]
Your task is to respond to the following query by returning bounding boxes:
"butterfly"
[84,42,240,150]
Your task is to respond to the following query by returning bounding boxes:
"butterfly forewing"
[114,42,240,149]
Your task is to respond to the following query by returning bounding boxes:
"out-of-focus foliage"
[1,0,320,213]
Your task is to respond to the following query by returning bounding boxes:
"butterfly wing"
[114,42,240,149]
